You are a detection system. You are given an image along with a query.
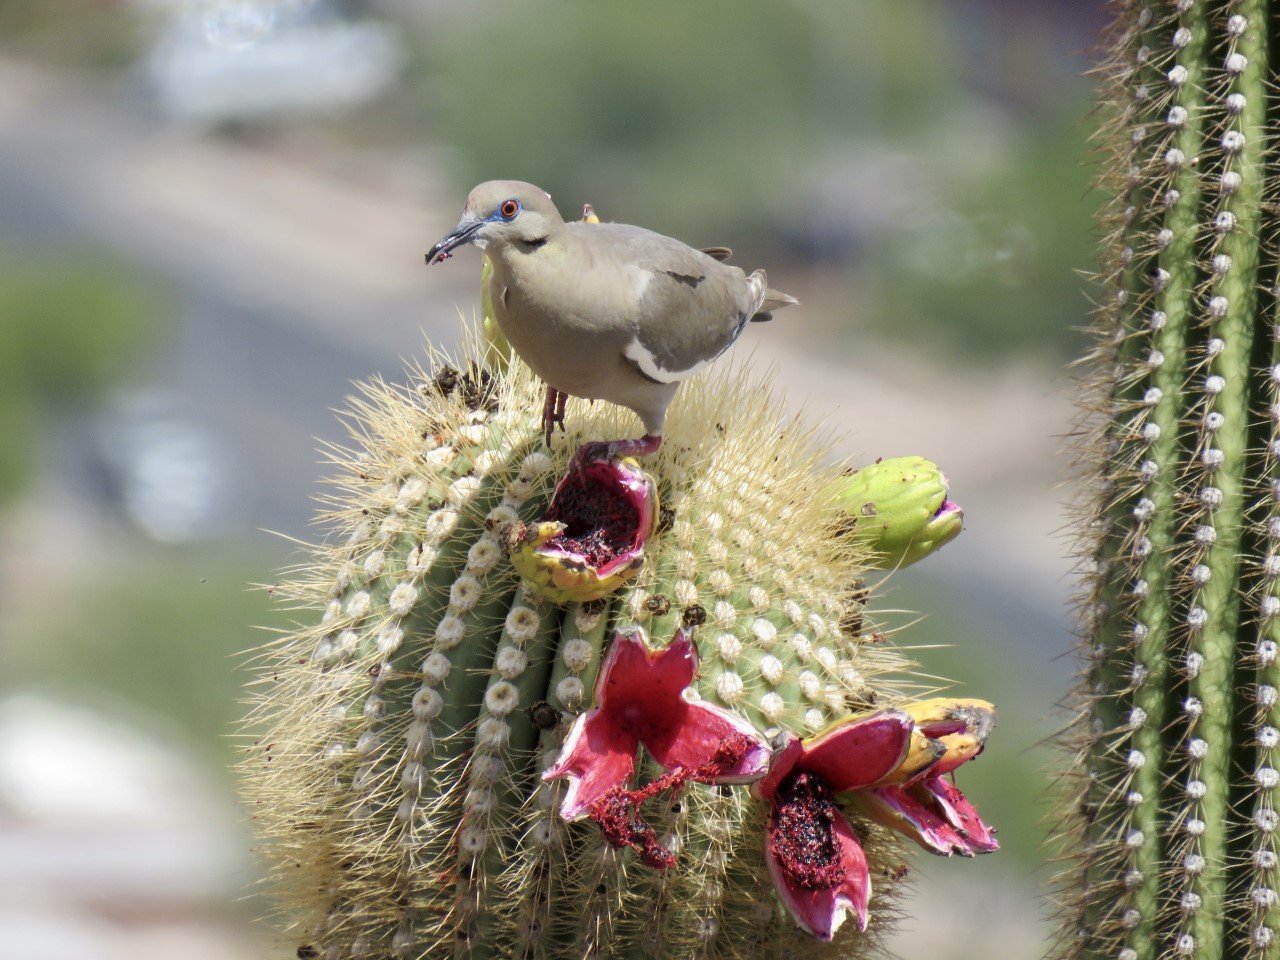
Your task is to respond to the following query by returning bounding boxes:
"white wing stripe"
[623,337,707,384]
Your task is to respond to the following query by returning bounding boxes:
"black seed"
[527,700,561,730]
[845,689,878,710]
[646,594,671,616]
[432,364,460,396]
[657,506,676,535]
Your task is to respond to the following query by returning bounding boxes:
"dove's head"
[426,181,564,265]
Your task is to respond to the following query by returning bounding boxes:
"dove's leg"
[542,386,568,445]
[555,391,568,431]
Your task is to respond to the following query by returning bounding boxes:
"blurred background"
[0,1,1108,957]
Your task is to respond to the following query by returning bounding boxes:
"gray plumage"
[426,180,797,452]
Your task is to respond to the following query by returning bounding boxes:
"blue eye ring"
[497,198,521,221]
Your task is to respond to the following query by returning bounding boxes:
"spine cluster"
[1062,3,1280,958]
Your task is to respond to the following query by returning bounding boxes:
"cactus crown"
[240,331,962,959]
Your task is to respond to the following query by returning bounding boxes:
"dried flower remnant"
[542,626,771,821]
[754,710,917,940]
[853,698,999,856]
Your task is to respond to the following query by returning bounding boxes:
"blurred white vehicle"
[92,390,238,544]
[140,1,404,123]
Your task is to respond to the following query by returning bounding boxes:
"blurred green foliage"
[873,119,1094,357]
[3,0,1096,360]
[424,0,940,240]
[5,548,282,768]
[0,0,144,70]
[422,0,1093,359]
[0,250,168,506]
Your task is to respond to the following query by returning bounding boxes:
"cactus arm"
[1182,5,1267,956]
[1253,334,1280,952]
[1078,10,1190,948]
[1063,4,1280,960]
[1114,5,1210,953]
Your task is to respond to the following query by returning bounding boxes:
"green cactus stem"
[1058,3,1280,959]
[241,327,996,958]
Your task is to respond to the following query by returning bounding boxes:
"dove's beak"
[426,215,484,265]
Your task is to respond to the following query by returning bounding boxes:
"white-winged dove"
[426,180,797,459]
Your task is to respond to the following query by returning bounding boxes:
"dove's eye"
[498,199,521,220]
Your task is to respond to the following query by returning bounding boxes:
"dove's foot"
[542,386,569,445]
[573,435,663,471]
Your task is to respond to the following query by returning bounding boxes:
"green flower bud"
[834,456,962,570]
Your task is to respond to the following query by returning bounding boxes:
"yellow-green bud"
[834,456,962,570]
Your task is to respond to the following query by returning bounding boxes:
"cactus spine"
[242,341,941,960]
[1061,3,1280,959]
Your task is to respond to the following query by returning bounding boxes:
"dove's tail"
[746,270,799,323]
[755,288,799,320]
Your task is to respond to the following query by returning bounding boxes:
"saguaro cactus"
[1060,3,1280,959]
[241,333,995,959]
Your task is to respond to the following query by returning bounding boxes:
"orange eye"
[499,199,520,220]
